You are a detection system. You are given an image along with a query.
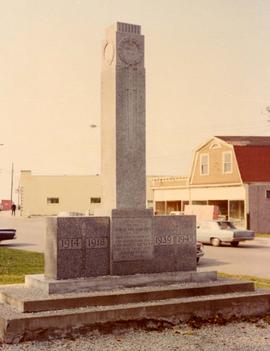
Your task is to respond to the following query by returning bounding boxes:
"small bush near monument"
[0,248,44,284]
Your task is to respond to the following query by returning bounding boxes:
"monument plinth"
[111,210,196,275]
[45,217,110,279]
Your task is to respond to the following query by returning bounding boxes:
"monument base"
[111,209,197,275]
[45,212,197,279]
[1,273,270,344]
[25,271,217,294]
[45,216,110,280]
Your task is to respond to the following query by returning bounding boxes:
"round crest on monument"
[118,37,143,65]
[104,41,114,65]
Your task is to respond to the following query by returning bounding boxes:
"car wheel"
[231,241,239,247]
[211,238,221,247]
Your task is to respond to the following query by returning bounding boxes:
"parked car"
[197,220,254,247]
[0,229,16,242]
[196,241,204,263]
[57,211,85,217]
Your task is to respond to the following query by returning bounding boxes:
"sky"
[1,0,270,201]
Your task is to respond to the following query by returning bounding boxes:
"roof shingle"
[216,136,270,146]
[234,145,270,182]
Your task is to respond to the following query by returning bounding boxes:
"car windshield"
[217,221,236,229]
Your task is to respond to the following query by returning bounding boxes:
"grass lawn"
[0,248,44,284]
[218,272,270,290]
[256,233,270,238]
[0,247,269,290]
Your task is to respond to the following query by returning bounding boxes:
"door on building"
[166,201,182,214]
[208,200,228,219]
[155,201,165,215]
[229,200,245,228]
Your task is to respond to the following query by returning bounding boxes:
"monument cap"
[106,22,141,35]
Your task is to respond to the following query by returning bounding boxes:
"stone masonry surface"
[101,22,146,213]
[45,217,110,279]
[111,213,197,275]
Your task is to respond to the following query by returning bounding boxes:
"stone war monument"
[101,22,196,275]
[0,22,269,344]
[45,21,197,279]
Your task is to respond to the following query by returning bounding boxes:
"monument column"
[101,22,146,214]
[101,22,196,275]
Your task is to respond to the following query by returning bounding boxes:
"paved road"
[1,213,270,279]
[0,213,46,253]
[198,238,270,280]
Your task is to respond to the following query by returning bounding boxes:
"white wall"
[20,171,102,217]
[20,171,155,217]
[153,185,246,202]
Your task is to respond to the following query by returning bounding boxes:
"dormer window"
[210,143,221,149]
[200,154,209,175]
[223,151,232,174]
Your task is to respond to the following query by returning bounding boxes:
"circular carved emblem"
[118,37,142,65]
[104,42,114,65]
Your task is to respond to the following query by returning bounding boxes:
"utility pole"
[10,162,14,203]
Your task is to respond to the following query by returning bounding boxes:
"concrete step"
[25,271,218,294]
[0,279,255,313]
[0,289,270,344]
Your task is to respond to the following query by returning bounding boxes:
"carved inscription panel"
[86,237,108,249]
[50,217,111,279]
[59,238,82,249]
[58,237,108,250]
[155,234,193,246]
[113,217,153,261]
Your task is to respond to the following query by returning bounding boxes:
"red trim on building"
[234,145,270,182]
[217,136,270,146]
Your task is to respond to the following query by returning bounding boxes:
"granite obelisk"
[101,22,146,214]
[100,22,196,275]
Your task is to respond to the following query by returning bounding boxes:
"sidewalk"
[0,209,23,219]
[0,212,45,253]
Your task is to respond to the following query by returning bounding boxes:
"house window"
[200,154,209,175]
[90,197,101,203]
[223,152,232,174]
[155,201,165,215]
[266,190,270,199]
[182,201,189,211]
[210,143,221,149]
[47,197,59,204]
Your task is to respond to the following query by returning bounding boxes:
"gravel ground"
[1,320,270,351]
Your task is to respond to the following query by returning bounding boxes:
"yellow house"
[152,136,270,232]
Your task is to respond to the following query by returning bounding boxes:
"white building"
[19,171,155,217]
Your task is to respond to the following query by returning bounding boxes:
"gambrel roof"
[216,136,270,182]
